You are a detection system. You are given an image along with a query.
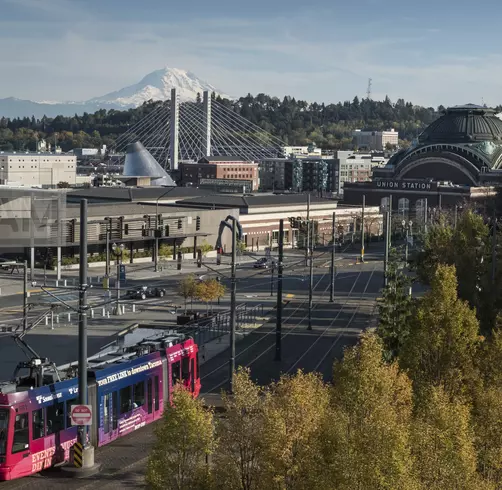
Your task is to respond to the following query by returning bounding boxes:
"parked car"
[253,257,275,269]
[126,286,166,300]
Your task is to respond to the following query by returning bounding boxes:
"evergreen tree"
[377,248,414,361]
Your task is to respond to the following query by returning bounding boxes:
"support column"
[193,236,197,259]
[56,246,62,281]
[173,241,177,261]
[203,91,212,157]
[169,88,179,171]
[129,242,134,264]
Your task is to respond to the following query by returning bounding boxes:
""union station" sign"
[375,180,438,191]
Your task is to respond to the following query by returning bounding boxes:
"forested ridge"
[1,94,500,153]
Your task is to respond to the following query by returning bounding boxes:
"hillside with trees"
[2,94,494,154]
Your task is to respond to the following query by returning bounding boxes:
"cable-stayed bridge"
[111,89,286,170]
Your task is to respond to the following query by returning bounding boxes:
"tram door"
[147,376,160,418]
[101,391,119,444]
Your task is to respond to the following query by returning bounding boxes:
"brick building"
[180,156,259,191]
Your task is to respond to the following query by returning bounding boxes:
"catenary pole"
[229,222,237,393]
[330,212,336,303]
[78,199,89,447]
[305,193,310,266]
[360,194,365,262]
[275,219,284,361]
[23,260,28,332]
[384,208,390,288]
[308,219,314,331]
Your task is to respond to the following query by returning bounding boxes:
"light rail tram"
[0,327,200,480]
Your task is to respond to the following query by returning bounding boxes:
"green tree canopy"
[400,264,481,399]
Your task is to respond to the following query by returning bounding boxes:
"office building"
[336,151,387,195]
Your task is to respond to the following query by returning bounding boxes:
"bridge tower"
[203,91,212,157]
[169,88,179,170]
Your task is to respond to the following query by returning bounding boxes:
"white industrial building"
[352,129,398,151]
[0,152,77,187]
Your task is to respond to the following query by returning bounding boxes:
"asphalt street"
[0,245,384,489]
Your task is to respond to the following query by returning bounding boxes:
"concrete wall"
[0,154,76,186]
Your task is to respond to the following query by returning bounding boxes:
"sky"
[0,0,501,108]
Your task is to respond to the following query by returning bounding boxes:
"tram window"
[147,379,153,414]
[172,361,180,386]
[182,357,190,382]
[134,381,145,408]
[154,375,159,411]
[46,402,65,434]
[119,386,132,414]
[66,398,77,428]
[12,413,29,453]
[0,410,8,459]
[112,391,118,429]
[32,409,45,440]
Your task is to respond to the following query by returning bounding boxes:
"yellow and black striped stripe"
[73,442,83,468]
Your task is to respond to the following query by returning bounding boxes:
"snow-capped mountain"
[0,67,231,118]
[87,67,230,107]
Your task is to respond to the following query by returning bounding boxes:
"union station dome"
[373,104,502,186]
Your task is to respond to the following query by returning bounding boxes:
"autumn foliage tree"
[400,264,481,399]
[146,386,214,490]
[327,332,418,489]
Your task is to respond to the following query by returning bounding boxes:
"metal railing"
[183,303,265,346]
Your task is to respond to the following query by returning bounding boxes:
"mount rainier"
[0,67,230,119]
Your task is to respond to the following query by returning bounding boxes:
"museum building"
[343,104,502,215]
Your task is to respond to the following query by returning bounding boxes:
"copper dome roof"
[418,104,502,144]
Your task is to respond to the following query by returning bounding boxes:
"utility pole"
[360,194,366,262]
[305,194,310,266]
[384,209,390,288]
[229,222,237,393]
[275,219,284,361]
[78,199,92,461]
[330,212,336,303]
[308,220,314,331]
[23,260,28,332]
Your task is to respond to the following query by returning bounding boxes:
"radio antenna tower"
[366,78,372,100]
